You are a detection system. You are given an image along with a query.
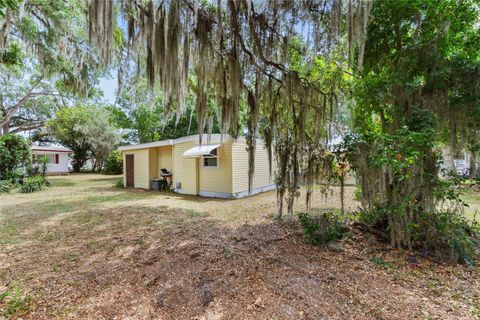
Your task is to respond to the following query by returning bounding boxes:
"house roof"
[118,134,256,152]
[32,145,73,153]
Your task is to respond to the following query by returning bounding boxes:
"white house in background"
[32,145,73,175]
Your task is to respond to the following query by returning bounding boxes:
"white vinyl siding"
[232,141,275,193]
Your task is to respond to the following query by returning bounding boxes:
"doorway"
[125,154,134,187]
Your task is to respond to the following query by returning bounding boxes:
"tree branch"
[2,77,44,126]
[9,121,45,134]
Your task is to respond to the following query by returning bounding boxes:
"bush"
[424,210,479,265]
[114,178,124,188]
[0,180,17,194]
[298,211,346,245]
[20,175,48,193]
[104,150,123,174]
[0,134,31,180]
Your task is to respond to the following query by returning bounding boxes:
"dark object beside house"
[160,168,173,189]
[151,179,163,191]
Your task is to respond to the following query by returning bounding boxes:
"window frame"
[33,154,54,164]
[201,148,220,169]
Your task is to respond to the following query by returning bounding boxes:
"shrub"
[104,150,123,174]
[2,169,23,184]
[298,211,346,246]
[424,210,479,265]
[20,175,48,193]
[0,134,31,180]
[0,180,17,194]
[114,178,124,188]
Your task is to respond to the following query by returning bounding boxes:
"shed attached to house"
[118,134,276,198]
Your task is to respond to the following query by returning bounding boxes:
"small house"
[118,134,276,198]
[32,145,72,175]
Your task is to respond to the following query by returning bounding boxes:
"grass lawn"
[0,174,479,319]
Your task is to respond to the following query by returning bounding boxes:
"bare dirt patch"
[0,174,479,319]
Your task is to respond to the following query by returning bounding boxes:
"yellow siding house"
[118,134,276,198]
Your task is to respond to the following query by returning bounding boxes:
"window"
[33,154,54,164]
[55,154,59,164]
[203,148,219,168]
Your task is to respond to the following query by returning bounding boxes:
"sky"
[99,74,118,104]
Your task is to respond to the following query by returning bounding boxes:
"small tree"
[83,107,120,171]
[47,106,91,172]
[0,134,31,180]
[104,150,123,175]
[47,105,120,172]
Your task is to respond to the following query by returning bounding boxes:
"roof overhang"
[32,147,73,153]
[183,144,221,158]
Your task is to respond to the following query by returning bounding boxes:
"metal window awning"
[183,144,221,158]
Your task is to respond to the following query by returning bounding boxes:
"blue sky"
[99,75,118,104]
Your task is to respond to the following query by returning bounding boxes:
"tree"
[0,134,31,180]
[82,107,121,171]
[86,0,372,214]
[0,63,60,135]
[346,0,480,259]
[47,105,120,172]
[111,75,222,144]
[104,150,123,175]
[47,106,91,172]
[0,0,118,136]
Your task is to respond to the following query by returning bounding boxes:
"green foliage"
[0,134,31,180]
[348,0,480,260]
[114,178,124,188]
[47,106,91,171]
[370,256,397,269]
[20,175,48,193]
[0,285,32,318]
[0,180,16,193]
[2,42,23,66]
[298,211,346,246]
[353,185,362,202]
[47,105,120,172]
[104,150,123,175]
[0,0,18,18]
[424,210,479,265]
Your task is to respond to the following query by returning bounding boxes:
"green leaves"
[0,0,18,18]
[0,134,31,180]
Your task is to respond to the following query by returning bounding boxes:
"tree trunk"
[469,150,477,179]
[2,122,9,135]
[355,143,438,249]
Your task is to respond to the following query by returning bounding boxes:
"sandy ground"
[0,174,479,319]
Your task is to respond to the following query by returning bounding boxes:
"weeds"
[370,256,398,269]
[0,285,32,319]
[114,178,124,188]
[298,211,346,246]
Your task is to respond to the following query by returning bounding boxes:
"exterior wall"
[157,146,173,174]
[182,157,199,195]
[198,141,233,196]
[120,135,275,198]
[123,149,149,189]
[172,141,197,192]
[148,148,158,180]
[232,141,276,195]
[172,141,233,196]
[32,151,70,173]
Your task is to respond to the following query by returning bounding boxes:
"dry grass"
[0,174,479,319]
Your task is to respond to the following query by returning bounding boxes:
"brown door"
[126,154,134,187]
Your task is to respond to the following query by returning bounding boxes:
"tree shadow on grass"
[1,203,476,320]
